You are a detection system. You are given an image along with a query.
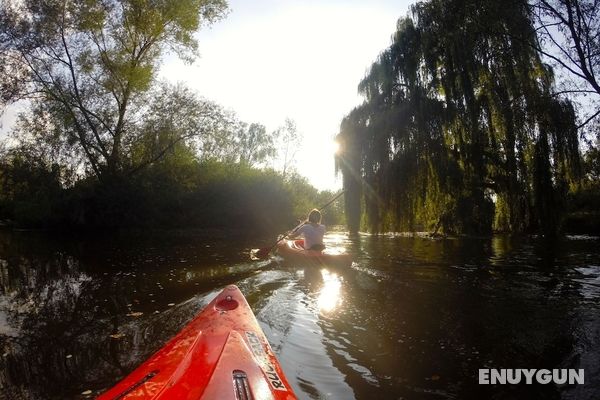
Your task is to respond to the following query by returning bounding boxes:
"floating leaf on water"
[109,333,125,339]
[126,312,143,317]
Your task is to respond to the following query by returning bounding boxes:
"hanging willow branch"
[337,0,582,237]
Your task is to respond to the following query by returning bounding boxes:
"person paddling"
[288,209,326,251]
[252,191,343,260]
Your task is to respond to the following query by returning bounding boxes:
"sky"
[0,0,414,190]
[159,0,413,189]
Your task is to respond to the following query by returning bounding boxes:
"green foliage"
[0,0,228,178]
[188,164,292,231]
[0,70,323,231]
[0,150,64,227]
[237,123,276,168]
[336,0,582,236]
[0,148,334,231]
[0,0,336,232]
[564,181,600,234]
[283,173,344,226]
[274,118,302,177]
[199,119,277,167]
[129,82,236,170]
[584,136,600,181]
[51,158,294,230]
[564,137,600,233]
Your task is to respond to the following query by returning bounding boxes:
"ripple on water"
[2,230,600,399]
[573,265,600,299]
[253,277,356,400]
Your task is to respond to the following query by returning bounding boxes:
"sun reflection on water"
[317,269,343,313]
[323,233,347,255]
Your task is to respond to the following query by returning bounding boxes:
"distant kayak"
[98,285,297,400]
[276,239,352,268]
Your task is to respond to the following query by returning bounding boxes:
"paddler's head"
[308,209,321,224]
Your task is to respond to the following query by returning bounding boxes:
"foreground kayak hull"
[276,240,352,268]
[98,285,297,400]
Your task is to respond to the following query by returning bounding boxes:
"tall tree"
[0,0,228,180]
[194,116,276,167]
[10,82,235,177]
[529,0,600,126]
[237,122,275,167]
[336,0,581,236]
[130,83,234,172]
[275,118,301,177]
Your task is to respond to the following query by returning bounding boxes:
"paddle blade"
[251,247,271,260]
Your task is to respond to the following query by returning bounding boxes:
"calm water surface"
[0,230,599,399]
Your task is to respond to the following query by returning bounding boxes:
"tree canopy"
[336,0,582,236]
[0,0,228,180]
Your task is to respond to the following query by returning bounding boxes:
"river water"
[0,229,598,400]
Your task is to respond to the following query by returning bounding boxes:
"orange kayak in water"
[98,285,297,400]
[276,239,352,268]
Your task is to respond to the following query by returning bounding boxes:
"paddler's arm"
[286,220,307,238]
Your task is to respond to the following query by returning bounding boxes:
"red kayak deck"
[98,285,297,400]
[276,239,352,268]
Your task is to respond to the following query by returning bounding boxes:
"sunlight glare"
[331,140,340,155]
[317,269,343,313]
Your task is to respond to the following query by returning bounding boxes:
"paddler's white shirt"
[296,223,325,250]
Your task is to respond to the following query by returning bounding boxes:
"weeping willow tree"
[336,0,581,236]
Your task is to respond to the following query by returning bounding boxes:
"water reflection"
[316,269,343,313]
[0,230,599,399]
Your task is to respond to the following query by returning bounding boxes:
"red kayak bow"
[98,285,297,400]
